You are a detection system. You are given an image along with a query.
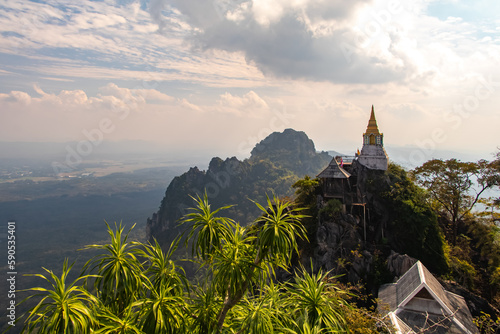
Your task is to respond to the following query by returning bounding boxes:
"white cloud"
[72,12,127,30]
[217,91,269,115]
[0,91,32,105]
[0,0,499,157]
[0,84,177,114]
[178,98,202,111]
[58,90,89,105]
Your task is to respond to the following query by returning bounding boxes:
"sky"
[0,0,499,167]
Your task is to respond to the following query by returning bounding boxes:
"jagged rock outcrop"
[147,129,331,247]
[250,128,330,176]
[308,209,374,284]
[298,159,447,293]
[386,251,417,279]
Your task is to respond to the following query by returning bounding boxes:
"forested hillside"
[146,129,331,247]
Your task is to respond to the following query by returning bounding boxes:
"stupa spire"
[365,105,380,135]
[359,105,388,170]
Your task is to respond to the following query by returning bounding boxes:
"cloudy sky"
[1,0,499,164]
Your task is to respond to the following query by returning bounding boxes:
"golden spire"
[365,105,380,135]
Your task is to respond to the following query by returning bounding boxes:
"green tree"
[283,268,349,332]
[181,193,309,332]
[412,158,499,245]
[292,176,322,255]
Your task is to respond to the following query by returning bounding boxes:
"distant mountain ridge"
[146,129,331,245]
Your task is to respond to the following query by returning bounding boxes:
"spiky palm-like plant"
[188,286,221,334]
[252,195,308,267]
[82,221,145,316]
[134,239,189,333]
[92,303,143,334]
[231,294,276,334]
[183,193,309,332]
[139,238,188,294]
[134,281,187,334]
[181,193,235,262]
[285,267,349,333]
[20,259,97,334]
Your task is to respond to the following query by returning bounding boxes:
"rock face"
[307,210,374,284]
[298,159,447,294]
[250,128,331,176]
[386,251,417,278]
[147,129,331,247]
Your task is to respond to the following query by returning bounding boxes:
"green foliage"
[252,195,308,266]
[448,254,477,289]
[284,268,349,332]
[92,303,142,334]
[474,312,500,334]
[319,199,343,220]
[444,235,478,289]
[82,222,145,315]
[139,239,188,295]
[181,193,235,261]
[467,218,500,299]
[412,158,499,245]
[133,283,187,333]
[292,176,322,255]
[20,259,98,334]
[292,175,321,210]
[20,196,366,334]
[382,163,448,274]
[368,250,393,290]
[231,295,275,334]
[344,304,389,334]
[181,193,309,331]
[188,287,220,334]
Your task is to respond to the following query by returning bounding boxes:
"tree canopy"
[412,158,499,245]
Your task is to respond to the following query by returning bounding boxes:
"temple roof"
[378,261,478,334]
[364,105,381,136]
[317,158,351,179]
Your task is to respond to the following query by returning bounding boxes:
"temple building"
[358,105,388,171]
[317,157,353,203]
[317,106,388,208]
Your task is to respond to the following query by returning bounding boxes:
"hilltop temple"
[317,106,388,210]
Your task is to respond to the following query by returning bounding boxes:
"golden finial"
[365,105,380,135]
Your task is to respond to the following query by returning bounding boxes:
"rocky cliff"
[146,129,331,247]
[290,160,448,296]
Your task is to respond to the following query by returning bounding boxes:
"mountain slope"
[146,129,331,246]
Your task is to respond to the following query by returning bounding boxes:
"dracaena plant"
[82,221,145,316]
[20,259,98,334]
